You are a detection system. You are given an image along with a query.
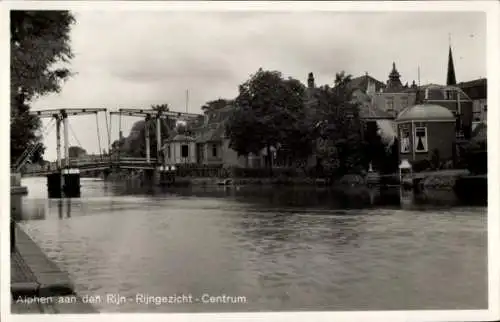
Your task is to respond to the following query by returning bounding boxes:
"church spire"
[447,39,457,85]
[385,62,403,92]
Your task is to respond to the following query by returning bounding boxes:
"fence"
[172,164,326,178]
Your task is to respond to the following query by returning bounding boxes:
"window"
[167,146,171,158]
[212,144,218,157]
[444,90,453,100]
[181,145,189,158]
[401,97,408,109]
[414,127,428,153]
[424,88,429,100]
[484,104,487,112]
[400,127,411,154]
[386,98,394,112]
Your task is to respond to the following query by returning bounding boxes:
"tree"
[362,121,398,174]
[111,104,180,159]
[313,72,365,177]
[68,146,87,158]
[10,11,75,164]
[226,68,308,173]
[10,96,45,165]
[201,99,233,112]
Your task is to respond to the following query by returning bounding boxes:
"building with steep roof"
[162,133,197,165]
[372,62,418,119]
[349,73,386,94]
[187,104,251,167]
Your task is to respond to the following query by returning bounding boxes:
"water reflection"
[20,198,75,221]
[57,199,72,219]
[19,182,471,222]
[17,177,488,312]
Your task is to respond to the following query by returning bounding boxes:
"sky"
[29,10,487,161]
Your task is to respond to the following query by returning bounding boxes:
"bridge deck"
[22,157,161,175]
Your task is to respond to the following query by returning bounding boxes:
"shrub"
[411,159,432,173]
[221,166,299,178]
[431,149,440,170]
[463,140,487,175]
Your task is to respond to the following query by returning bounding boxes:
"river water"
[17,177,487,312]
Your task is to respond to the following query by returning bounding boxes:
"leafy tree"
[201,99,233,112]
[313,72,365,176]
[10,95,45,165]
[463,131,487,174]
[226,106,265,158]
[68,146,87,158]
[226,68,308,173]
[362,121,398,174]
[10,11,75,164]
[111,104,182,160]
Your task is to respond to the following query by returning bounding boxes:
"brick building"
[458,78,487,125]
[396,104,456,164]
[372,62,418,119]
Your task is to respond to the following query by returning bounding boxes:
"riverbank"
[418,169,471,190]
[106,168,485,191]
[11,225,97,314]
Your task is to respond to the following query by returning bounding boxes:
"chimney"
[366,78,376,95]
[307,72,315,88]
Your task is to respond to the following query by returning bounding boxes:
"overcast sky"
[29,10,486,161]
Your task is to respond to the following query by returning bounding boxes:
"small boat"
[216,178,233,186]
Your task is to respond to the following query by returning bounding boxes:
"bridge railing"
[22,157,161,174]
[68,156,158,167]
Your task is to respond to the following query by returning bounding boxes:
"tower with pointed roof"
[385,62,403,92]
[446,45,457,85]
[371,62,418,119]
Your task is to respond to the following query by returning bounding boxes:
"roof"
[458,78,487,100]
[359,103,394,120]
[458,78,486,89]
[396,104,455,122]
[349,74,385,92]
[417,84,472,101]
[195,122,226,143]
[167,134,196,142]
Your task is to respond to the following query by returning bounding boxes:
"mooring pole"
[145,115,151,163]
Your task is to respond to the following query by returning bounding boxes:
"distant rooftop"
[397,104,455,122]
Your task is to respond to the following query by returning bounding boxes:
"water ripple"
[18,178,488,312]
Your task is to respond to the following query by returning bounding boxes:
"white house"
[162,134,197,165]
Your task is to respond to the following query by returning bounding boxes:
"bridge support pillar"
[47,172,63,198]
[63,169,81,198]
[47,169,81,198]
[102,168,111,181]
[158,165,176,186]
[142,169,155,186]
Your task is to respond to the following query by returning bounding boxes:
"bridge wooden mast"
[31,108,108,169]
[110,108,201,165]
[30,108,107,198]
